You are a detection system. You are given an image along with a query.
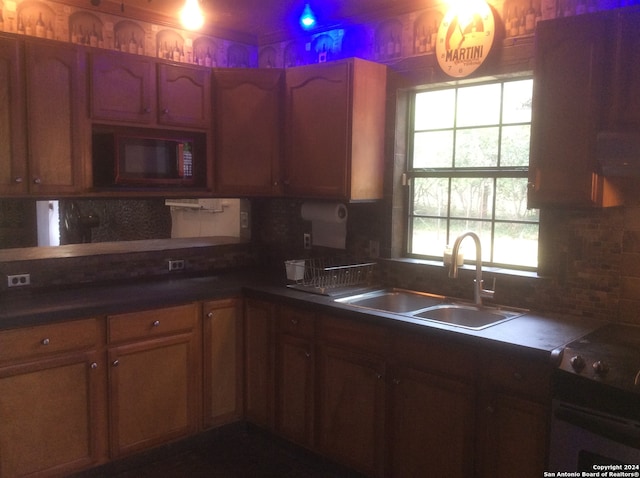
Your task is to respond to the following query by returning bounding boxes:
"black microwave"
[92,127,206,188]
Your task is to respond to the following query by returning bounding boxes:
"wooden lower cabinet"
[317,343,386,477]
[477,393,548,478]
[387,365,475,478]
[476,350,551,478]
[276,305,315,447]
[243,298,276,428]
[0,318,106,478]
[242,297,552,478]
[202,298,243,428]
[107,303,200,458]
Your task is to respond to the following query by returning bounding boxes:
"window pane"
[415,89,455,130]
[495,178,539,221]
[411,217,448,256]
[413,131,453,168]
[502,79,533,124]
[413,177,449,216]
[456,84,501,127]
[500,125,530,167]
[455,127,499,168]
[494,222,538,267]
[448,220,492,263]
[449,178,494,219]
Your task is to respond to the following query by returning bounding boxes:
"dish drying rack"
[285,258,377,296]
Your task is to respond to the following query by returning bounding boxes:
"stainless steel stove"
[550,323,640,471]
[557,323,640,395]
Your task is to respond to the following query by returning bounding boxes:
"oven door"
[549,399,640,470]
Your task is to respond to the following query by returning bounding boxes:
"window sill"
[380,257,542,280]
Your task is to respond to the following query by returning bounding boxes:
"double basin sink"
[334,288,527,330]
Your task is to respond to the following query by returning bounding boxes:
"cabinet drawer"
[108,303,198,344]
[278,306,315,338]
[0,318,101,364]
[392,331,476,382]
[484,352,551,400]
[318,314,387,355]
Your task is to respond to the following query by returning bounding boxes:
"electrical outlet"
[168,259,185,272]
[369,240,380,259]
[7,273,30,287]
[303,233,312,250]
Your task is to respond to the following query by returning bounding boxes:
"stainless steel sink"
[412,304,525,330]
[335,288,527,330]
[334,288,445,313]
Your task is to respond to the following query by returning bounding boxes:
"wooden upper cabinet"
[609,8,640,130]
[90,51,156,124]
[25,40,88,195]
[91,52,211,129]
[285,58,387,201]
[157,63,211,129]
[213,68,283,196]
[528,11,622,208]
[0,36,27,195]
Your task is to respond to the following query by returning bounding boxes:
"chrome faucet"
[448,231,495,306]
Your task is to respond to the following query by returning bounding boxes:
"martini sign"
[436,0,495,78]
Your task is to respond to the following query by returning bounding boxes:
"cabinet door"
[476,393,548,478]
[317,344,385,477]
[0,351,103,477]
[0,37,27,195]
[25,41,87,195]
[90,51,155,124]
[609,9,640,130]
[243,299,275,429]
[108,333,198,457]
[214,68,283,196]
[528,14,614,207]
[285,61,350,198]
[387,366,475,478]
[157,63,211,128]
[203,298,242,428]
[277,333,314,447]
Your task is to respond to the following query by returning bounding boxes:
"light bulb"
[299,3,316,29]
[180,0,204,31]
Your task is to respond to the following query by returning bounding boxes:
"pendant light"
[299,3,316,30]
[180,0,204,30]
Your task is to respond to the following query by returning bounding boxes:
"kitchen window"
[406,78,539,269]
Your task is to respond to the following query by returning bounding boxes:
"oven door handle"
[556,402,640,447]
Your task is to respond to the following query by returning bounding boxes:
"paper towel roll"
[301,202,348,223]
[301,202,348,249]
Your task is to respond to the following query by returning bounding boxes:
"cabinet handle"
[112,360,119,367]
[152,320,160,327]
[376,373,383,380]
[91,362,98,369]
[207,312,214,318]
[41,338,50,345]
[14,176,23,183]
[33,177,42,185]
[162,108,169,115]
[305,351,311,358]
[290,318,298,325]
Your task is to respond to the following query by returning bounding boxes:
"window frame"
[404,77,538,271]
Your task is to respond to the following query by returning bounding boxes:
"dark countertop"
[243,283,606,359]
[0,270,606,358]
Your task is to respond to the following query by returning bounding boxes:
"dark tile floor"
[72,424,366,478]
